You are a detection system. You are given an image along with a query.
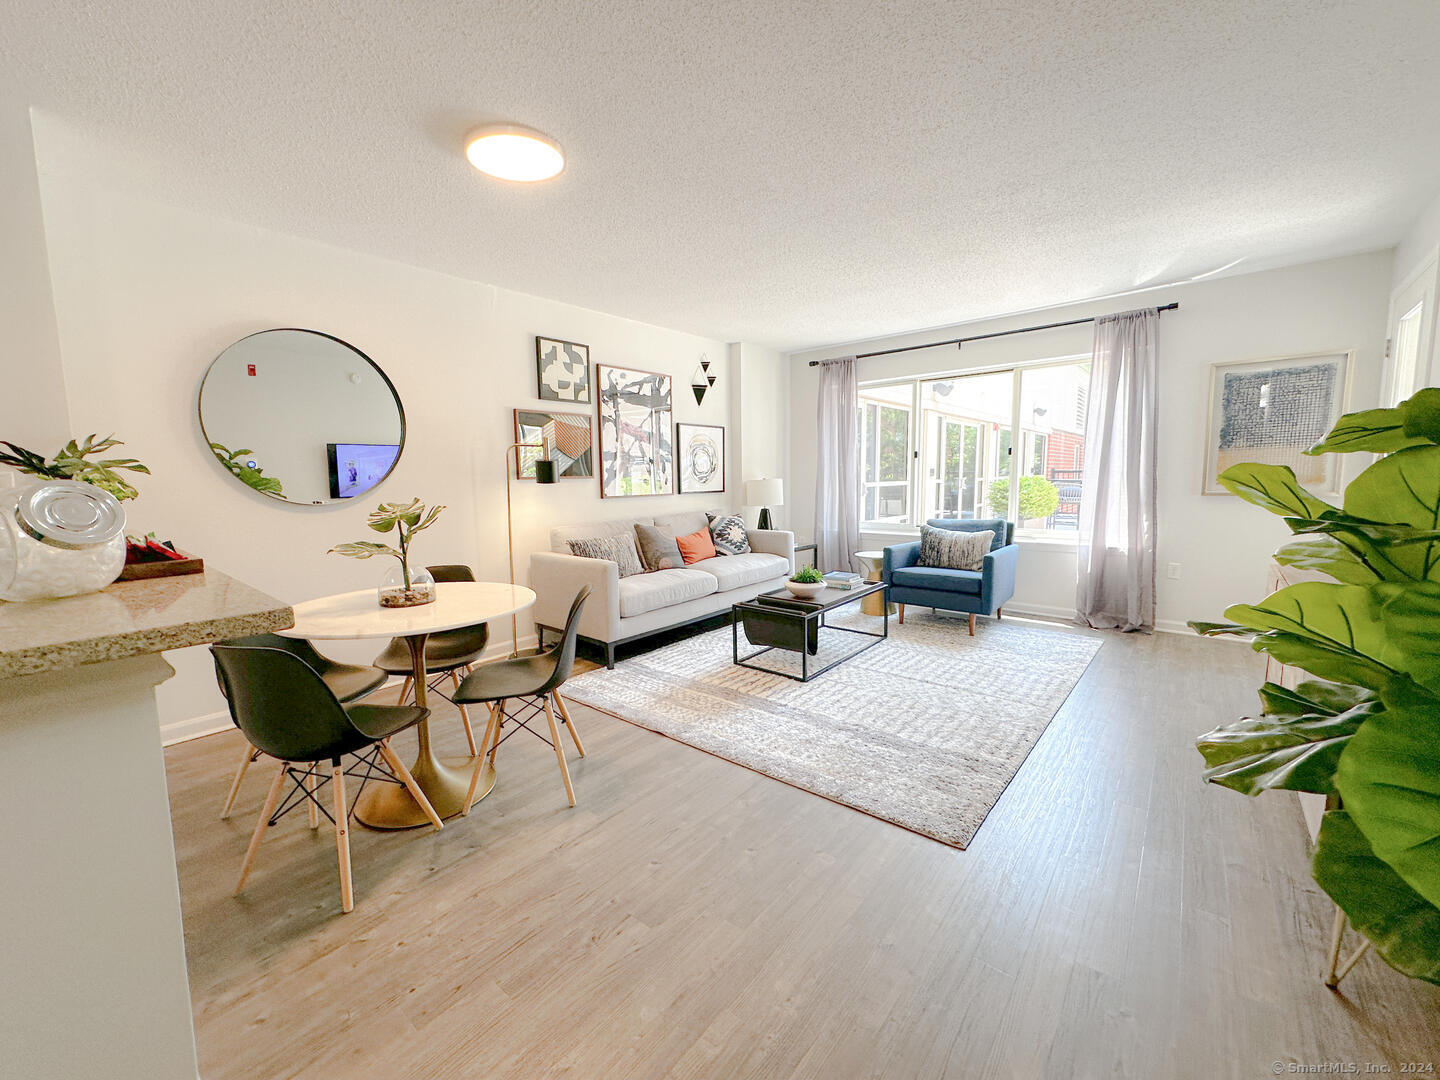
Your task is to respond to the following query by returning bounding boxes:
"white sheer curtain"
[1076,309,1159,631]
[814,356,861,574]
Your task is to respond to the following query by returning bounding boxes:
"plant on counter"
[790,565,824,585]
[0,433,150,501]
[329,498,446,608]
[208,442,284,497]
[1191,388,1440,986]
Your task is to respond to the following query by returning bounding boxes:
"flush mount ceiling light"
[464,124,564,182]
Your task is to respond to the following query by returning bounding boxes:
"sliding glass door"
[919,370,1014,523]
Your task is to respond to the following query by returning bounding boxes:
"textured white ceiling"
[5,1,1440,351]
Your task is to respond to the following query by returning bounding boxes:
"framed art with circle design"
[676,422,724,494]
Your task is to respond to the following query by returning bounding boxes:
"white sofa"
[530,510,795,667]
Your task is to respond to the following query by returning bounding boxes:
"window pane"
[858,385,912,523]
[1018,362,1090,531]
[865,403,879,481]
[919,371,1013,521]
[879,406,909,482]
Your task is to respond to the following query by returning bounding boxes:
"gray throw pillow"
[567,534,645,578]
[633,523,685,571]
[706,513,751,556]
[918,525,993,571]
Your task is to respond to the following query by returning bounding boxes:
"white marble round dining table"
[280,582,536,829]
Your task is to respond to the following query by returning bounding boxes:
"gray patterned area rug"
[563,612,1103,848]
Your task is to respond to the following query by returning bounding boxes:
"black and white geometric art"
[536,337,591,403]
[598,365,672,497]
[676,423,724,494]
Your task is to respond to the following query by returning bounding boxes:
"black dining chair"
[216,633,388,820]
[211,642,443,914]
[373,564,491,754]
[453,587,590,809]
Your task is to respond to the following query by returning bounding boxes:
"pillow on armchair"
[918,525,993,571]
[926,517,1010,550]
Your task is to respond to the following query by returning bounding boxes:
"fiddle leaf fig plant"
[0,433,150,501]
[1191,388,1440,985]
[329,498,445,592]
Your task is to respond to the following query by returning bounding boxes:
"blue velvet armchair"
[882,518,1019,635]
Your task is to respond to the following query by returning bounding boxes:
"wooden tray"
[117,549,205,581]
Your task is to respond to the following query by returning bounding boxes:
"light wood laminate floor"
[165,628,1440,1079]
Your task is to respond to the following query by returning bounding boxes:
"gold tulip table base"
[355,754,496,830]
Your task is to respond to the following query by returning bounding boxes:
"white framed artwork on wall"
[1202,350,1353,497]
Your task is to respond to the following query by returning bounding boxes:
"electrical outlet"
[1167,562,1182,580]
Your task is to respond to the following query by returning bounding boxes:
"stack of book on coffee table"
[821,570,865,590]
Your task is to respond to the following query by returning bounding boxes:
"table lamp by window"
[744,477,784,530]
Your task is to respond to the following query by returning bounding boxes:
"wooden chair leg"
[397,675,413,705]
[542,696,576,807]
[451,670,478,755]
[968,612,976,636]
[331,759,353,913]
[552,692,585,757]
[305,765,320,829]
[996,607,1003,619]
[235,760,289,894]
[487,699,507,764]
[463,700,504,815]
[377,739,443,831]
[221,743,260,820]
[898,604,905,625]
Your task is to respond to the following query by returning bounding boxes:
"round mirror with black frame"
[198,329,406,506]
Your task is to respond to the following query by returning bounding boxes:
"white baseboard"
[160,710,232,747]
[1002,601,1078,623]
[159,633,541,747]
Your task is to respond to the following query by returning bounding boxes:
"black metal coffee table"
[732,582,889,682]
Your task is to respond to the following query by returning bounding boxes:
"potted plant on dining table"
[330,497,446,608]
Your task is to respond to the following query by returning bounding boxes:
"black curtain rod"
[808,302,1180,365]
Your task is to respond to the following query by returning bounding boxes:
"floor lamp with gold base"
[505,442,556,657]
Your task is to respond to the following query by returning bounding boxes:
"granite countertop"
[0,570,293,679]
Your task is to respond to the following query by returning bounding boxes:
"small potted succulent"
[330,498,445,608]
[785,564,826,599]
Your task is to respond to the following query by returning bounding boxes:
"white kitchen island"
[0,571,291,1080]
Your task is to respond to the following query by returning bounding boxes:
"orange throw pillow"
[675,526,717,564]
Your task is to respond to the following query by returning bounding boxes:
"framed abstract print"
[513,409,593,479]
[596,365,672,497]
[1203,351,1352,496]
[676,422,724,494]
[536,337,591,403]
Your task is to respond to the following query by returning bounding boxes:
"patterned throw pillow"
[917,526,994,571]
[567,534,645,578]
[706,513,751,556]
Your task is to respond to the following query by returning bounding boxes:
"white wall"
[0,95,69,449]
[35,162,736,732]
[728,342,791,530]
[788,252,1393,631]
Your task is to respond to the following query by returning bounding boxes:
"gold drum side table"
[853,550,897,616]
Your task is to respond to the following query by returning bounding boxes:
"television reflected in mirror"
[328,443,401,499]
[198,329,406,505]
